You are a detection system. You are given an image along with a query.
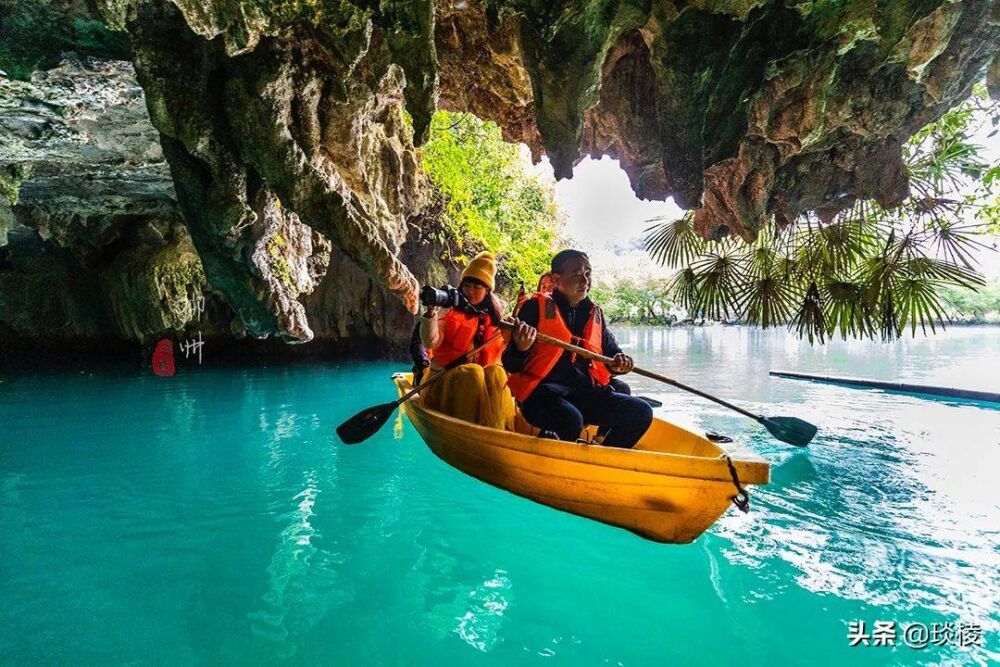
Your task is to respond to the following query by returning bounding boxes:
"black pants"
[520,383,653,448]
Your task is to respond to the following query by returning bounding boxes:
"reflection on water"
[616,325,1000,664]
[454,569,512,652]
[1,328,998,665]
[247,473,341,659]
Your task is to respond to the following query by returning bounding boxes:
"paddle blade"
[761,416,817,447]
[636,396,663,408]
[336,402,397,444]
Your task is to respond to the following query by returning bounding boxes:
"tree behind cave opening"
[418,110,562,297]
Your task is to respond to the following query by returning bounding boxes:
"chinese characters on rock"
[152,295,207,375]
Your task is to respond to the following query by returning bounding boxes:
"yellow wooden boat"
[393,373,770,543]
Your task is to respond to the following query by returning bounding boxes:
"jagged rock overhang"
[3,0,998,343]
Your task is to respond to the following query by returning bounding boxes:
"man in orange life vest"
[503,249,653,448]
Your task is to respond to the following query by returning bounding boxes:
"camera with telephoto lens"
[420,284,467,309]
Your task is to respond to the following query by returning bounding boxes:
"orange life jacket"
[428,308,504,368]
[514,286,551,317]
[506,293,611,402]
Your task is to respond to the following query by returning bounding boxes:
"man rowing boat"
[503,249,653,448]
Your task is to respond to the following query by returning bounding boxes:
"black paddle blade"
[636,396,663,408]
[336,402,397,444]
[761,416,818,447]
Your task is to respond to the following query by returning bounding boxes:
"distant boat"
[393,373,770,543]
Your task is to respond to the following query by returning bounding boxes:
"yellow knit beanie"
[461,251,497,291]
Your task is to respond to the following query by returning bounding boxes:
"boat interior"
[396,373,731,460]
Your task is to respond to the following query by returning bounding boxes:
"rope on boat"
[708,432,750,512]
[724,455,750,513]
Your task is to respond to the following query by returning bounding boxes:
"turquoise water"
[2,326,998,666]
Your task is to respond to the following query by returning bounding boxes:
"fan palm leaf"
[643,213,705,268]
[667,267,700,313]
[903,256,984,288]
[791,282,825,344]
[895,276,950,336]
[689,250,745,321]
[739,275,798,328]
[928,221,993,269]
[822,279,870,340]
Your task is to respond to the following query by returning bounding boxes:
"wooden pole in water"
[769,370,1000,404]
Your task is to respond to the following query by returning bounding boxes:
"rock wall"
[0,55,195,342]
[1,0,998,348]
[0,54,454,349]
[119,1,434,342]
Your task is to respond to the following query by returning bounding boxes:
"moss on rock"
[0,164,29,206]
[99,229,206,341]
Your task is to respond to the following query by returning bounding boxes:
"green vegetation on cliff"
[0,164,28,205]
[589,276,678,325]
[419,110,562,294]
[941,280,1000,323]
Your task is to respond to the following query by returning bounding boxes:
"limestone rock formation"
[0,57,175,230]
[436,0,999,240]
[119,0,442,340]
[0,56,198,342]
[2,0,997,347]
[0,54,450,347]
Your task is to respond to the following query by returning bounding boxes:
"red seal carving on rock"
[152,339,175,377]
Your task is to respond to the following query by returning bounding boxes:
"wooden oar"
[336,331,505,445]
[498,320,818,447]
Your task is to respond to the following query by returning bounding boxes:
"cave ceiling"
[1,0,998,341]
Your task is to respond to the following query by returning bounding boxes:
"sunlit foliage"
[419,111,562,294]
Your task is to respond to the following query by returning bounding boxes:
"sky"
[531,156,683,282]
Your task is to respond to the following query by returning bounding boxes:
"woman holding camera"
[419,252,515,430]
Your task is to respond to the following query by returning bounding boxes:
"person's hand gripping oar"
[497,320,817,447]
[336,331,505,445]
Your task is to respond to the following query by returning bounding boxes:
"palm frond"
[902,256,985,289]
[928,220,993,269]
[667,267,699,313]
[894,276,950,336]
[819,219,880,275]
[689,249,745,321]
[643,213,705,268]
[739,275,798,328]
[878,291,900,341]
[822,279,870,340]
[746,234,780,278]
[791,282,825,344]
